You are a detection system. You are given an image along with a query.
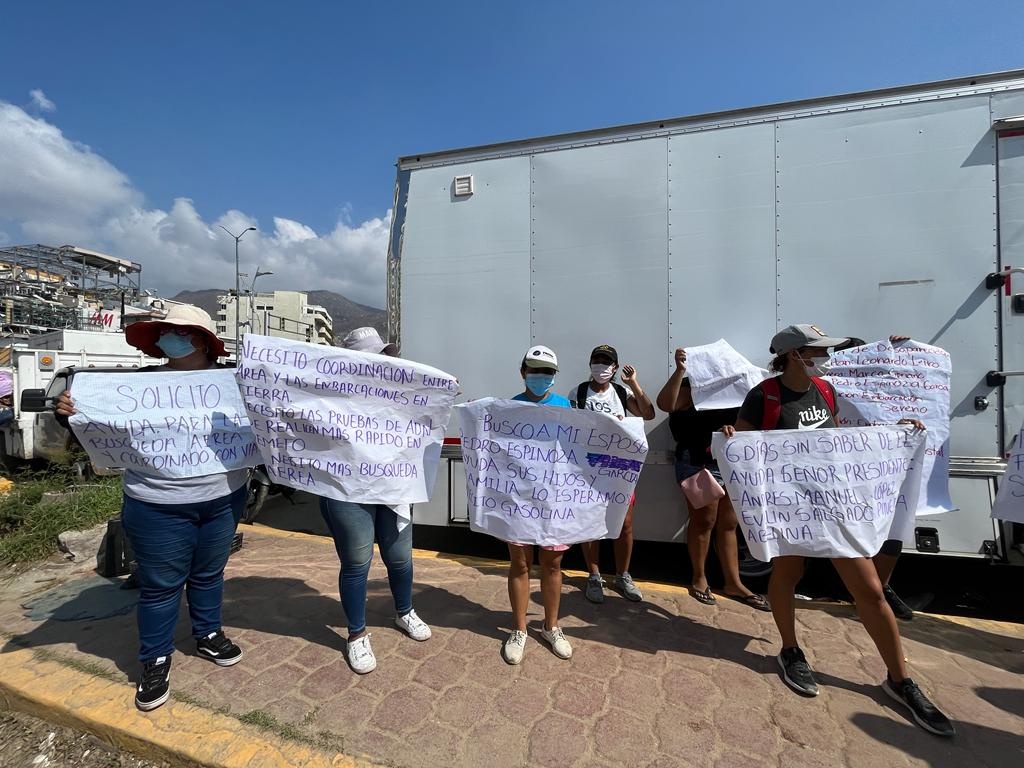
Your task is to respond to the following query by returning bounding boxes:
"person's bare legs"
[613,503,634,575]
[538,549,564,630]
[715,496,756,599]
[507,544,532,632]
[581,540,601,577]
[873,552,899,585]
[686,499,717,593]
[831,557,908,680]
[768,555,805,649]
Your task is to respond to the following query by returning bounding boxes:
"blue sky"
[0,1,1020,305]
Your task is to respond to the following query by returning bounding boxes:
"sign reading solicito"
[69,368,259,477]
[238,334,459,505]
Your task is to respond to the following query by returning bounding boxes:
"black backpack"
[575,381,629,413]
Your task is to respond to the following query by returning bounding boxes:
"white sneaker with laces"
[502,630,527,665]
[346,634,377,674]
[395,609,432,641]
[540,626,573,659]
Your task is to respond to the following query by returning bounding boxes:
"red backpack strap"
[811,377,836,416]
[759,377,782,430]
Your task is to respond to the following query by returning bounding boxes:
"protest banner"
[710,426,925,560]
[992,422,1024,524]
[826,339,953,514]
[69,369,259,477]
[685,339,768,411]
[455,398,648,546]
[238,334,458,504]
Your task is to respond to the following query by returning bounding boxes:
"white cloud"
[0,102,390,308]
[29,88,56,113]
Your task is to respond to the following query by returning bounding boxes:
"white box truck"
[387,69,1024,566]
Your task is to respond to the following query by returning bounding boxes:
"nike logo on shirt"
[797,417,830,430]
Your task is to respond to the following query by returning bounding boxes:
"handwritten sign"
[992,422,1024,524]
[69,369,258,477]
[238,334,457,504]
[455,399,648,546]
[826,339,953,514]
[710,426,925,560]
[686,339,769,411]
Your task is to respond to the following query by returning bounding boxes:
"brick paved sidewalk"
[3,526,1023,767]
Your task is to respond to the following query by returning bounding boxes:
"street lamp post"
[250,267,274,334]
[218,225,256,352]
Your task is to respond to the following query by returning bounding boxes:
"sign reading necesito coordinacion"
[711,426,925,561]
[238,334,458,504]
[69,369,259,477]
[455,399,648,546]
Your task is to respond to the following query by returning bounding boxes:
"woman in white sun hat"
[55,304,246,713]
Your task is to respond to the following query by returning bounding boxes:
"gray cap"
[342,326,397,355]
[770,324,850,355]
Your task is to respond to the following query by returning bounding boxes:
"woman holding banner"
[55,305,246,712]
[500,345,575,665]
[656,347,769,611]
[720,324,953,737]
[318,327,432,676]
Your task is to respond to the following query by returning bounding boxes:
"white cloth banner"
[826,339,953,514]
[238,334,458,505]
[455,399,648,546]
[711,426,926,560]
[685,339,769,411]
[69,369,259,477]
[992,423,1024,524]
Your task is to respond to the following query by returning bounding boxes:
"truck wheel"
[737,537,773,579]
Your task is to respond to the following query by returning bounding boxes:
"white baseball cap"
[522,345,559,371]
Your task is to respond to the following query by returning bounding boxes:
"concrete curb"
[0,646,382,768]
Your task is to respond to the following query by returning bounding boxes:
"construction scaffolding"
[0,244,143,338]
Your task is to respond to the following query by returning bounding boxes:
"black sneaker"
[883,676,956,737]
[883,585,915,621]
[196,630,243,666]
[135,656,171,712]
[778,646,819,697]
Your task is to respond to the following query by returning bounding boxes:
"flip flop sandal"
[724,593,772,612]
[688,586,717,605]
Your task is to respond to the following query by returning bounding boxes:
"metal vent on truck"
[453,174,474,197]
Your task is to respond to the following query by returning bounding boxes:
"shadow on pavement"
[851,712,1023,767]
[975,686,1024,720]
[898,616,1024,673]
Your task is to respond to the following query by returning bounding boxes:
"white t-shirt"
[570,382,632,420]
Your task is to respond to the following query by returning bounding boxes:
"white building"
[217,290,333,346]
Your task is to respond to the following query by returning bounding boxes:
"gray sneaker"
[585,574,605,603]
[614,572,643,602]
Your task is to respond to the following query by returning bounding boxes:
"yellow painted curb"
[0,647,382,768]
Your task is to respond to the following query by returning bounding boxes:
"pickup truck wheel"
[737,536,773,579]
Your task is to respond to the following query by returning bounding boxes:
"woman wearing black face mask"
[721,325,953,738]
[55,304,245,713]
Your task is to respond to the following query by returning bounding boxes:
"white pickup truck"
[1,330,159,465]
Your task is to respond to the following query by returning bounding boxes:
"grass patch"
[238,709,305,742]
[0,466,122,565]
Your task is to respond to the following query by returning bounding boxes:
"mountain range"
[171,289,387,337]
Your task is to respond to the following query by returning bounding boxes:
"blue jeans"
[121,486,246,662]
[319,499,413,635]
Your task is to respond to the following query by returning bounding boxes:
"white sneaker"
[346,634,377,674]
[395,609,432,641]
[540,626,573,659]
[502,630,527,665]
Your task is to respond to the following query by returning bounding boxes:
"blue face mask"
[156,332,197,359]
[525,373,555,397]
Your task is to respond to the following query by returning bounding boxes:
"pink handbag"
[680,468,726,509]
